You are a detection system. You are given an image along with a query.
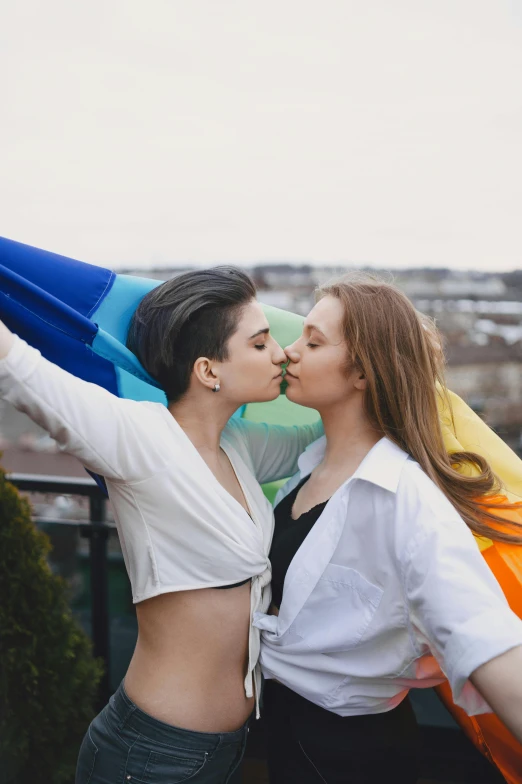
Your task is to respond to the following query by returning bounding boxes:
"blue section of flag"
[91,273,166,400]
[0,239,119,394]
[91,328,162,390]
[0,260,99,344]
[0,237,163,397]
[0,236,115,319]
[92,273,160,343]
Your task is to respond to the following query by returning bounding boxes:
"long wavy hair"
[318,273,522,544]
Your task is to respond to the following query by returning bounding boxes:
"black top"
[216,577,251,590]
[269,477,329,609]
[217,512,256,590]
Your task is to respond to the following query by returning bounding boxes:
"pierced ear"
[354,372,367,391]
[193,357,219,391]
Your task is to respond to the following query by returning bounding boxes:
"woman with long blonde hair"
[255,274,522,783]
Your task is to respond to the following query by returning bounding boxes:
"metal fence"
[8,472,113,706]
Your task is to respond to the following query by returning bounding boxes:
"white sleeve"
[403,512,522,715]
[0,335,159,481]
[224,416,323,484]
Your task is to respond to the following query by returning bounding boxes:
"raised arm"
[225,416,323,484]
[0,319,15,359]
[0,321,158,481]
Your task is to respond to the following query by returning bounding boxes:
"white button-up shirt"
[254,435,522,717]
[0,336,323,716]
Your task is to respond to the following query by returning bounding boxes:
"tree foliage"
[0,466,103,783]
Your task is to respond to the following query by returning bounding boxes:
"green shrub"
[0,466,103,784]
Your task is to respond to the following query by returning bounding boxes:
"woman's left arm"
[0,319,15,358]
[470,646,522,744]
[225,417,323,484]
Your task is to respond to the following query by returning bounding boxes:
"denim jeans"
[76,682,250,784]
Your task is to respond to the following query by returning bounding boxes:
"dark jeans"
[76,682,250,784]
[263,680,420,784]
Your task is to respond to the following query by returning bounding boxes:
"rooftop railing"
[8,472,113,707]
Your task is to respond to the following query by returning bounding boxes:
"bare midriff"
[124,582,255,733]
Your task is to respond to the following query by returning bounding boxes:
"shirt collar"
[297,435,410,494]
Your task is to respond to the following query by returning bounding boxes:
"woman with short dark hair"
[0,266,322,784]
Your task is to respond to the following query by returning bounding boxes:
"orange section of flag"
[436,390,522,782]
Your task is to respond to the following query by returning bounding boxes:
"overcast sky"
[2,1,522,271]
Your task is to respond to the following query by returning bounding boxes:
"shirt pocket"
[295,563,383,653]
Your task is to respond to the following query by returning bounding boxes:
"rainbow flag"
[1,236,521,781]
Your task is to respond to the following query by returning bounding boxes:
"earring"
[213,383,221,393]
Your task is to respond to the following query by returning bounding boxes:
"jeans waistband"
[110,681,249,750]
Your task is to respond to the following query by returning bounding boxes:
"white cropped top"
[0,336,322,713]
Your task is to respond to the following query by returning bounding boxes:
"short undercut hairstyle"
[126,266,256,402]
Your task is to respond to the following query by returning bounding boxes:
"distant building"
[399,272,507,299]
[445,342,522,436]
